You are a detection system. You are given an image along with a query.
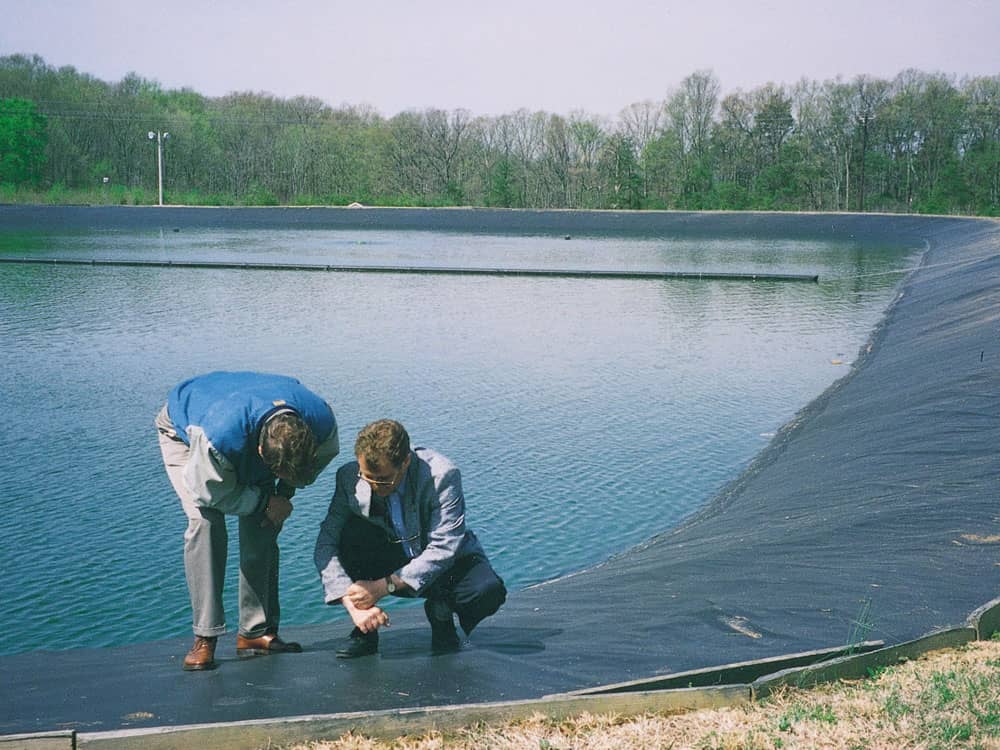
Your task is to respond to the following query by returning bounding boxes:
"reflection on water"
[0,224,918,655]
[0,226,912,278]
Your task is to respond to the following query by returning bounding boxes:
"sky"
[2,0,998,119]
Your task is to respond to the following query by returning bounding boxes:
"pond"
[0,210,919,655]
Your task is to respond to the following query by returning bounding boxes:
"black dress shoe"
[336,628,378,658]
[424,599,461,654]
[236,632,303,658]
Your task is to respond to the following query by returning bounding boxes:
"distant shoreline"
[0,204,986,243]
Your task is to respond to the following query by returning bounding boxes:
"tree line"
[0,54,997,215]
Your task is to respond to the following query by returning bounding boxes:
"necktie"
[388,494,417,559]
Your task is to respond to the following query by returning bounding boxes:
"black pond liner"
[0,208,997,736]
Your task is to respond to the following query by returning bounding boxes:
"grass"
[286,638,1000,750]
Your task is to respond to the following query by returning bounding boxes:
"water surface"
[0,220,918,655]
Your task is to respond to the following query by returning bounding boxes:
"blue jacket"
[167,371,339,515]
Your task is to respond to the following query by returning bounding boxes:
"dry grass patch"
[291,638,1000,750]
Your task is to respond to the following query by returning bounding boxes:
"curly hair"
[260,411,317,486]
[354,419,410,468]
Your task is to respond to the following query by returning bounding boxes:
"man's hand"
[262,494,293,531]
[342,596,390,633]
[345,579,388,610]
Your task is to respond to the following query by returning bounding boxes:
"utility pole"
[147,130,170,206]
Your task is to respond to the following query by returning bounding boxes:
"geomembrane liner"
[1,208,997,736]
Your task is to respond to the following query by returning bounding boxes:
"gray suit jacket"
[314,447,486,601]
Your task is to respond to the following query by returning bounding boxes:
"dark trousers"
[340,515,506,635]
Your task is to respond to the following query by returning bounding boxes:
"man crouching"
[314,419,506,657]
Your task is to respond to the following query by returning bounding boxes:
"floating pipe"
[0,257,819,282]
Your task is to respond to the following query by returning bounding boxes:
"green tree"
[789,79,839,210]
[714,90,756,197]
[487,156,517,207]
[961,75,1000,214]
[664,70,720,206]
[909,74,965,213]
[568,111,606,208]
[642,128,682,207]
[540,114,573,207]
[0,53,993,214]
[849,75,890,211]
[599,133,642,209]
[0,97,48,185]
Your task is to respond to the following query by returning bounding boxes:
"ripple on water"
[0,230,916,655]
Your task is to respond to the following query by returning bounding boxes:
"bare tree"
[541,114,573,207]
[568,110,607,208]
[664,70,720,204]
[618,100,664,157]
[667,70,719,159]
[851,75,890,211]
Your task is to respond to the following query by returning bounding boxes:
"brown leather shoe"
[183,636,218,671]
[236,632,303,658]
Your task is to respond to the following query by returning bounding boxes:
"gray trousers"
[156,406,279,639]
